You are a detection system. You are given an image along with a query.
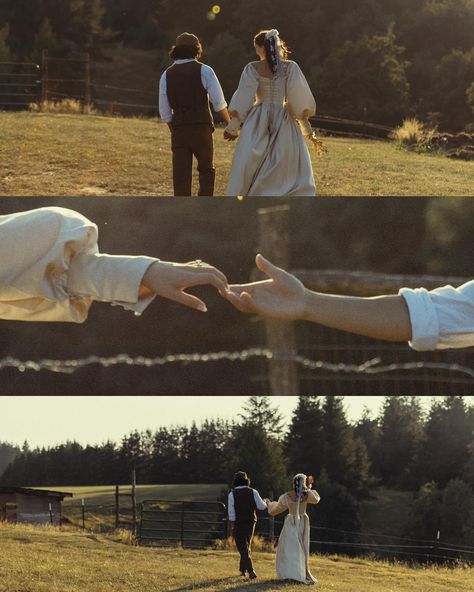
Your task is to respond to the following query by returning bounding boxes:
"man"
[228,471,267,579]
[225,253,474,351]
[159,32,230,196]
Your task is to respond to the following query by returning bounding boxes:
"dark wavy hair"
[254,30,289,73]
[169,43,202,60]
[233,471,250,487]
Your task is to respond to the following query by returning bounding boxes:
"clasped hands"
[143,254,307,320]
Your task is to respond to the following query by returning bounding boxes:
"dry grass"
[0,112,472,196]
[0,522,472,592]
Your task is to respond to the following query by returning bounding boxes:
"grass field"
[1,522,472,592]
[0,112,472,196]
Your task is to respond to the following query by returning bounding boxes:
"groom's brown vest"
[166,61,213,128]
[234,487,257,523]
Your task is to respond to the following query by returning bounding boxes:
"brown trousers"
[170,124,215,196]
[234,521,256,573]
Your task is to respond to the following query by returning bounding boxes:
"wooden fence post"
[115,485,119,529]
[131,469,137,536]
[41,49,48,104]
[257,205,299,395]
[84,52,91,110]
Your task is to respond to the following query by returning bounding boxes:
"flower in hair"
[265,29,280,40]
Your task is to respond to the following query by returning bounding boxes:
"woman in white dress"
[0,206,228,322]
[266,474,320,585]
[224,29,317,196]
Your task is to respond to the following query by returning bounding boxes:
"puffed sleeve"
[400,281,474,350]
[267,493,289,516]
[306,489,320,504]
[228,63,259,123]
[0,207,156,323]
[286,60,316,120]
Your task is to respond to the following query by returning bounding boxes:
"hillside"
[1,522,471,592]
[0,112,472,196]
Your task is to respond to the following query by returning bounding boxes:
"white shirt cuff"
[399,287,440,351]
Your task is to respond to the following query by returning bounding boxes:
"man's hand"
[224,254,307,320]
[223,130,238,141]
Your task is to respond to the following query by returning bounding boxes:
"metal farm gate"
[138,500,227,548]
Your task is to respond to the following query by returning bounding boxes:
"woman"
[224,29,317,196]
[0,206,228,322]
[266,474,320,584]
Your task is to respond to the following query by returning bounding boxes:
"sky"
[2,395,472,449]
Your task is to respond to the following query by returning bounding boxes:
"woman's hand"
[141,259,229,312]
[224,254,308,321]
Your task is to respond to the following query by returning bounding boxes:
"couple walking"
[228,471,320,584]
[159,30,317,197]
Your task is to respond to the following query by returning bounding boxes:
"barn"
[0,487,73,525]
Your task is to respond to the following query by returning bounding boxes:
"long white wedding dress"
[225,60,317,196]
[267,489,320,584]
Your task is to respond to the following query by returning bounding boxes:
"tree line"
[1,396,474,549]
[0,0,473,130]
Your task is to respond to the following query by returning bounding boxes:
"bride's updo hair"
[293,473,314,500]
[254,29,289,73]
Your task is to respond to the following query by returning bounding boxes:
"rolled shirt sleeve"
[253,489,268,511]
[201,64,227,112]
[158,71,172,123]
[400,281,474,350]
[227,491,235,521]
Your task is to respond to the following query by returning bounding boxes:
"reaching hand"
[224,254,307,321]
[142,260,229,312]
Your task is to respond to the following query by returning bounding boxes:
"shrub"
[391,118,437,150]
[29,99,96,115]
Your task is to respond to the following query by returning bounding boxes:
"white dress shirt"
[228,486,268,521]
[159,59,227,123]
[400,281,474,351]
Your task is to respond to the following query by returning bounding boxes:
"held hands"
[143,254,306,318]
[223,129,238,141]
[224,254,307,321]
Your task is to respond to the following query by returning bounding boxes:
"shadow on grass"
[168,576,294,591]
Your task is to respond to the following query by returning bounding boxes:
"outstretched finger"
[255,254,286,281]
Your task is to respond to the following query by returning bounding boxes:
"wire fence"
[61,498,474,565]
[1,56,395,136]
[1,349,473,380]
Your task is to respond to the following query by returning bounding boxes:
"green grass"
[1,522,472,592]
[46,484,226,507]
[0,112,472,196]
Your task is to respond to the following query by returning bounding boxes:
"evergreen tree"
[376,396,423,487]
[353,406,380,474]
[321,396,371,496]
[0,441,20,479]
[284,396,325,477]
[226,423,287,497]
[413,396,474,488]
[239,396,285,439]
